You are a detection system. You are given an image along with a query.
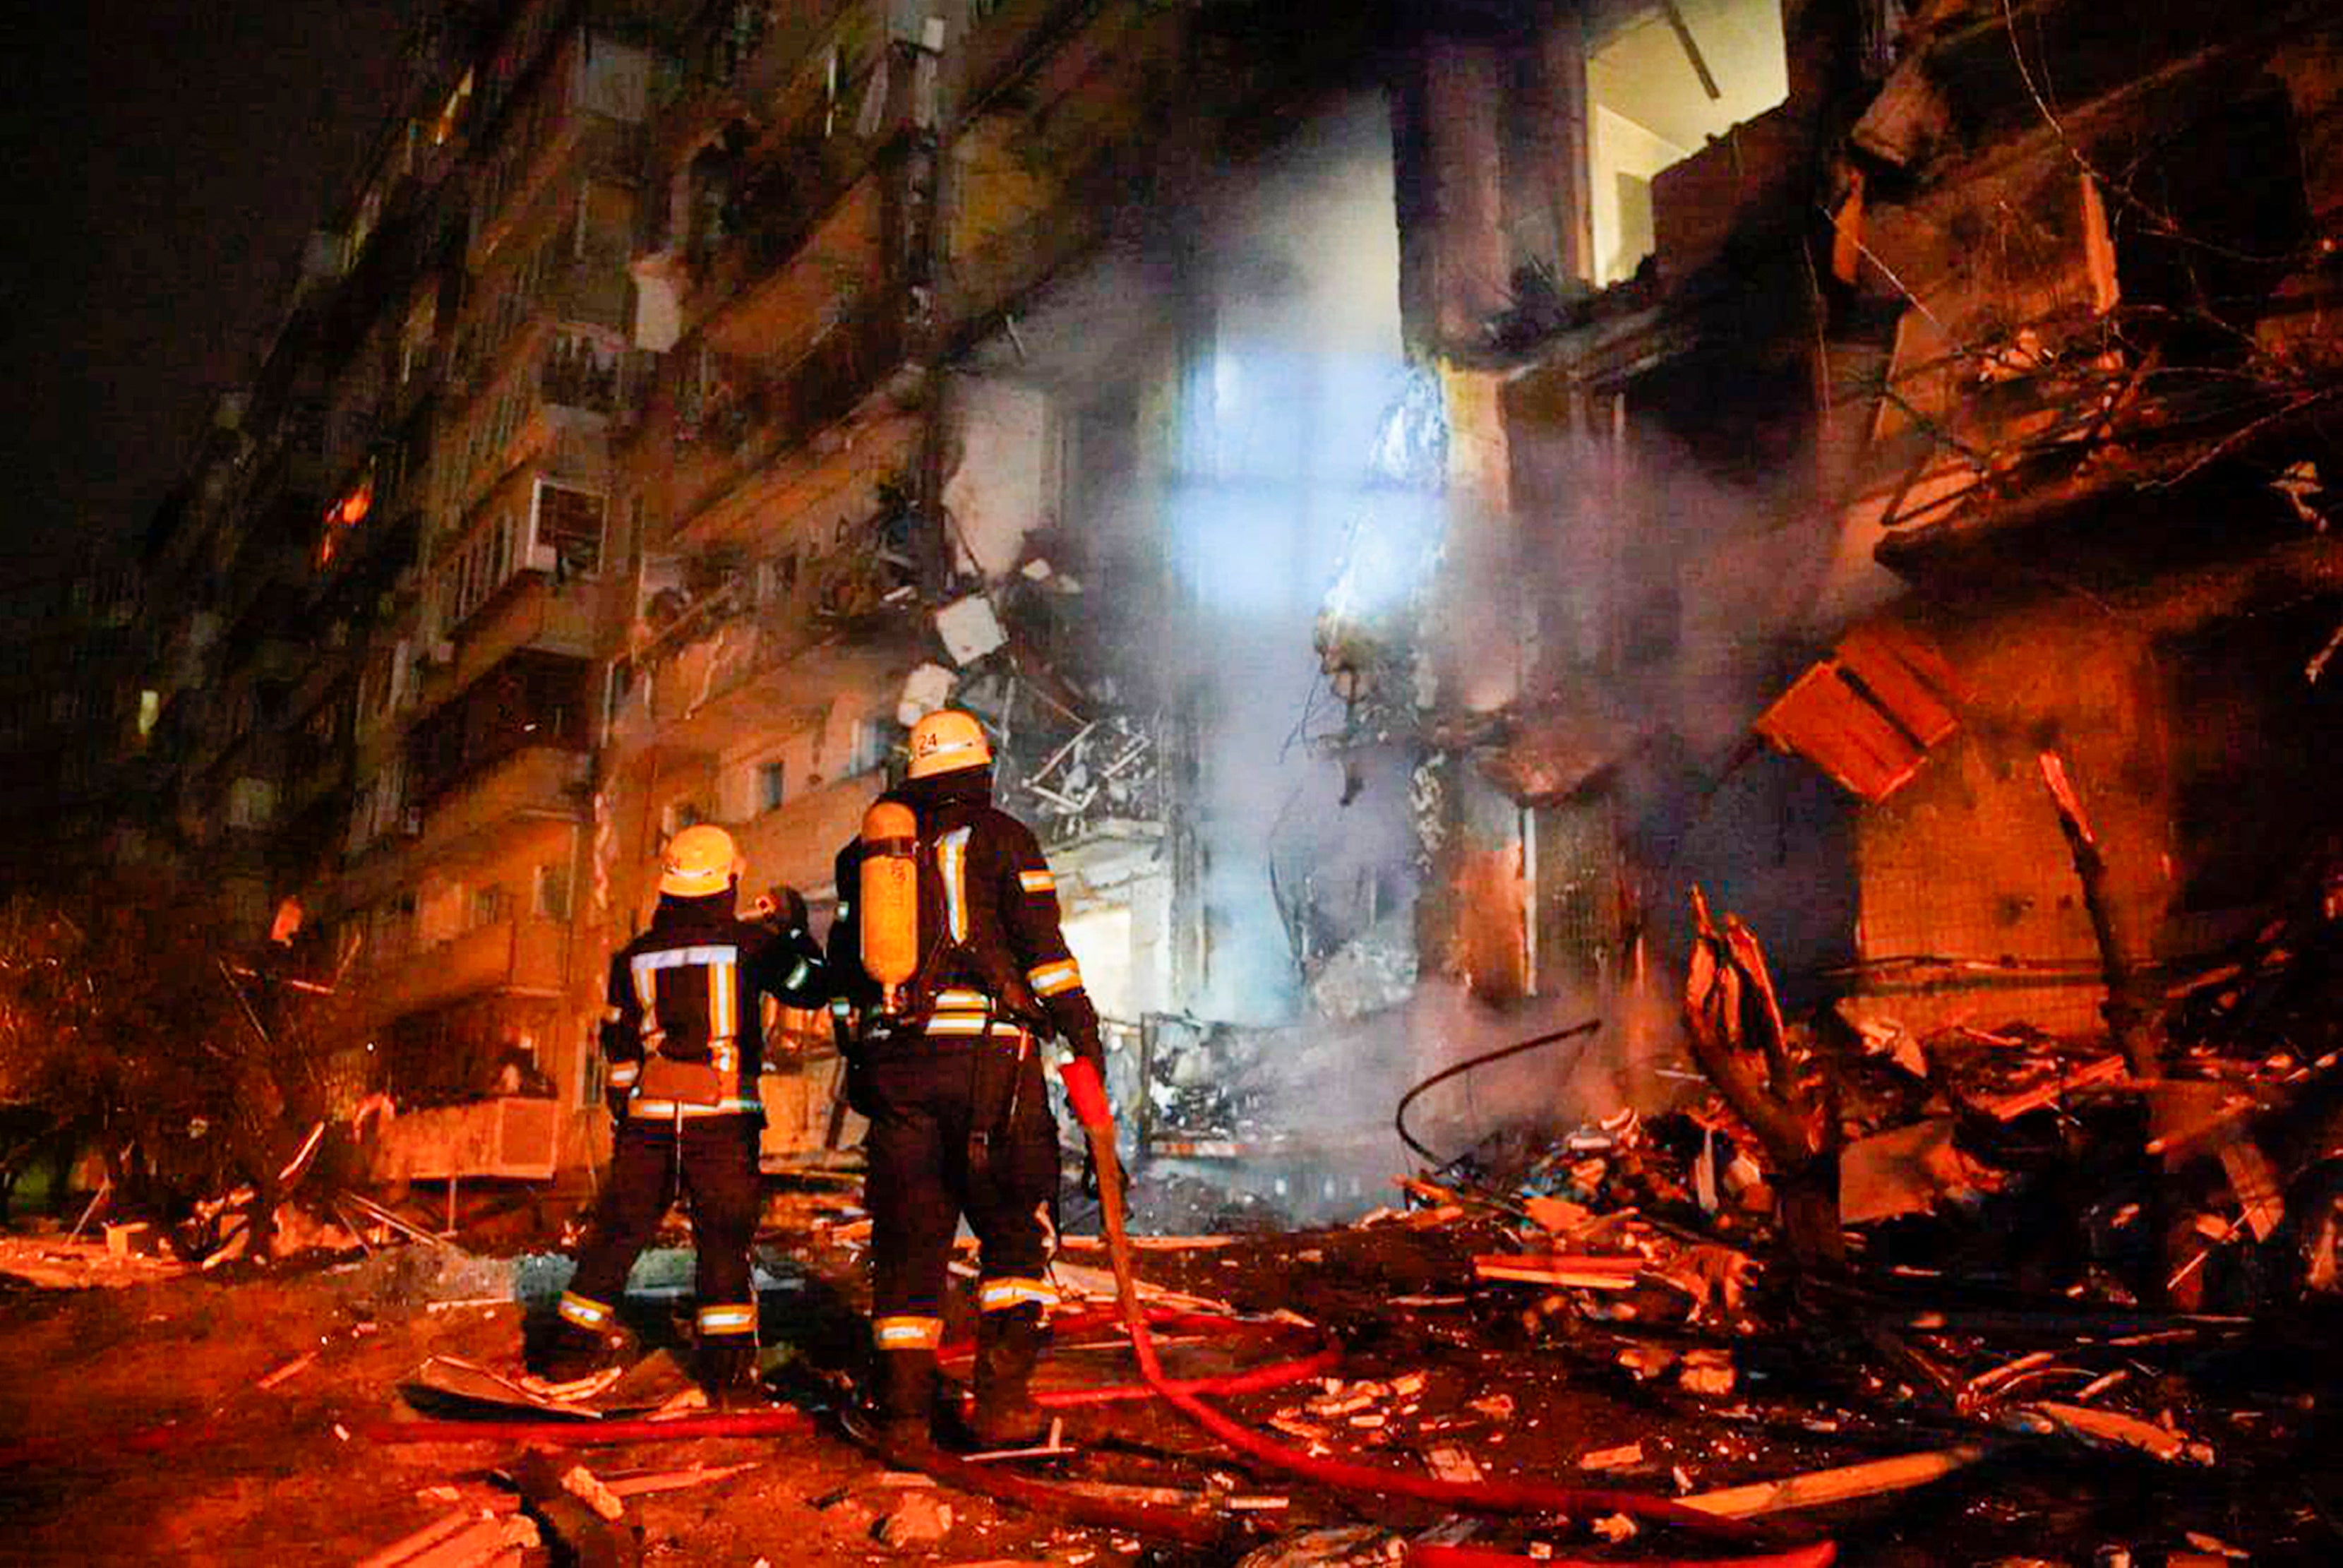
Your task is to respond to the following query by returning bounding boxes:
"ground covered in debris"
[4,1152,2337,1568]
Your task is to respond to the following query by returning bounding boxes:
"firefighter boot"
[873,1347,939,1454]
[696,1338,765,1409]
[528,1318,637,1393]
[969,1302,1050,1450]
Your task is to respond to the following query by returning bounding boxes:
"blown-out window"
[1586,0,1787,285]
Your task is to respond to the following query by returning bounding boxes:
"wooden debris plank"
[1980,1055,2128,1120]
[357,1509,479,1568]
[1834,624,1963,746]
[356,1504,520,1568]
[1753,664,1924,802]
[405,1518,529,1568]
[1473,1254,1644,1289]
[1045,1260,1233,1312]
[2144,1081,2257,1157]
[605,1460,762,1497]
[1056,1233,1240,1251]
[2217,1139,2284,1241]
[406,1355,609,1419]
[2027,1400,2193,1462]
[1679,1443,1991,1518]
[1058,1480,1210,1507]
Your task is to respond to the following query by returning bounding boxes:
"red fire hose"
[938,1299,1343,1407]
[1072,1101,1833,1557]
[1408,1544,1838,1568]
[366,1408,813,1447]
[360,1073,1836,1561]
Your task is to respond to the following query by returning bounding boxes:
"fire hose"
[1065,1058,1837,1560]
[939,1302,1343,1407]
[358,1055,1833,1560]
[1394,1019,1602,1171]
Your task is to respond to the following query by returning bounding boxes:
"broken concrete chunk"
[1522,1195,1595,1235]
[1679,1348,1737,1396]
[876,1490,954,1547]
[561,1464,626,1522]
[1840,1117,2001,1225]
[1618,1343,1679,1381]
[1423,1446,1482,1484]
[934,595,1007,665]
[102,1221,156,1258]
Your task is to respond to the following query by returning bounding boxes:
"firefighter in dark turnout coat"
[534,824,829,1401]
[829,708,1115,1449]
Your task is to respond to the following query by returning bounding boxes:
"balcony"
[283,734,352,820]
[448,324,644,501]
[669,298,925,552]
[955,0,1093,119]
[943,0,1186,326]
[664,0,863,148]
[622,607,921,762]
[371,914,571,1017]
[472,106,649,272]
[417,743,588,861]
[334,761,582,917]
[462,577,602,700]
[946,153,1120,333]
[373,1094,561,1182]
[729,772,892,903]
[697,168,894,361]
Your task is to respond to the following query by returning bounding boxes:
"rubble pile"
[1143,1016,1415,1154]
[1349,863,2343,1561]
[1004,710,1165,839]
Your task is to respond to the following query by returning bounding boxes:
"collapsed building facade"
[124,0,2343,1210]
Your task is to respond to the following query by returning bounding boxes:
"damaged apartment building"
[140,0,2343,1210]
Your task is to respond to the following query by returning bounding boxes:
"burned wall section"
[1845,601,2174,1039]
[2162,596,2343,917]
[1821,0,2343,1041]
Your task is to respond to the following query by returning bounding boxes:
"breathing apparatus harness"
[855,794,1053,1194]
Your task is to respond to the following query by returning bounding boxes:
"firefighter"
[829,707,1116,1450]
[531,823,829,1404]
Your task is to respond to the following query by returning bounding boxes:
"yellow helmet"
[659,822,740,897]
[906,708,992,779]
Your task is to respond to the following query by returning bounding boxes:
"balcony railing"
[429,735,585,835]
[539,325,641,414]
[473,109,650,270]
[669,296,918,541]
[686,0,863,109]
[369,914,570,1019]
[694,160,897,359]
[373,1094,560,1181]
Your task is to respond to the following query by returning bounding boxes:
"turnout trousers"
[863,1033,1061,1355]
[559,1113,763,1346]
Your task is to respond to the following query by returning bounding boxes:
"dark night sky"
[3,1,416,572]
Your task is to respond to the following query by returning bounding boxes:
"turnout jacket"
[829,768,1103,1073]
[602,886,829,1119]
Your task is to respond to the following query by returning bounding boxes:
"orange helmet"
[906,709,992,779]
[659,823,741,897]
